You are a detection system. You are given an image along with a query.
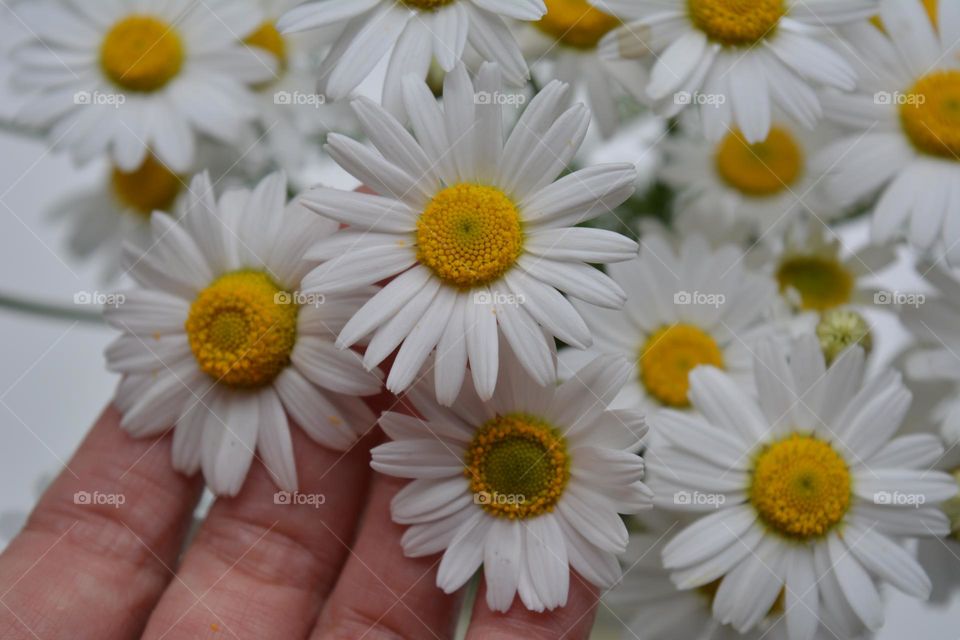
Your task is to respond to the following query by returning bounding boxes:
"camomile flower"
[592,0,871,142]
[298,63,639,404]
[104,172,383,496]
[647,336,957,640]
[661,118,840,239]
[818,0,960,264]
[12,0,276,173]
[370,346,652,612]
[277,0,545,117]
[559,233,777,417]
[519,0,644,137]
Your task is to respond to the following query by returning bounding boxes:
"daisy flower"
[559,233,777,417]
[818,0,960,264]
[661,118,840,239]
[520,0,644,137]
[592,0,872,142]
[647,336,957,639]
[104,172,383,496]
[277,0,545,117]
[298,63,639,404]
[12,0,276,173]
[370,346,652,612]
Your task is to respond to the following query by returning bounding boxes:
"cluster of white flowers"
[8,0,960,636]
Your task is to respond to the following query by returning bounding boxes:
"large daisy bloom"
[818,0,960,264]
[277,0,545,117]
[370,346,652,612]
[104,172,383,496]
[298,63,639,404]
[11,0,276,173]
[592,0,872,142]
[647,336,957,639]
[560,233,777,417]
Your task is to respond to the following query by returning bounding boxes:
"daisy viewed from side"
[647,336,957,640]
[560,233,777,417]
[818,0,960,264]
[277,0,545,117]
[370,346,651,612]
[298,63,639,404]
[105,172,382,496]
[592,0,872,142]
[12,0,277,173]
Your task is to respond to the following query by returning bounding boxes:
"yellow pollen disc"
[416,184,524,288]
[900,70,960,160]
[688,0,786,46]
[715,127,804,196]
[111,155,182,216]
[750,434,851,540]
[776,255,854,312]
[245,21,288,74]
[535,0,620,49]
[640,324,724,408]
[100,15,184,92]
[186,270,298,388]
[465,414,570,519]
[402,0,456,10]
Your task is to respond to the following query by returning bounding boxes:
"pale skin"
[0,394,601,639]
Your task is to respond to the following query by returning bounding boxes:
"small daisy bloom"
[902,262,960,444]
[592,0,872,142]
[370,347,652,612]
[647,336,957,640]
[818,0,960,264]
[11,0,277,174]
[277,0,545,117]
[105,172,382,496]
[298,63,639,404]
[560,234,777,417]
[661,118,839,239]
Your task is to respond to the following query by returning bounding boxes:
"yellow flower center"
[535,0,620,49]
[900,70,960,160]
[416,184,524,289]
[715,127,803,196]
[688,0,785,46]
[776,255,854,312]
[186,270,299,388]
[816,308,872,364]
[111,155,182,216]
[402,0,456,10]
[465,413,570,519]
[100,15,184,92]
[640,324,724,408]
[246,20,287,68]
[750,434,851,540]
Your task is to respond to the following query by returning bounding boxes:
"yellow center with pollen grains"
[416,184,524,289]
[402,0,456,10]
[776,255,854,311]
[535,0,620,49]
[715,127,804,196]
[688,0,786,46]
[186,270,299,388]
[750,434,851,539]
[900,70,960,160]
[640,324,724,408]
[465,414,570,519]
[111,155,182,216]
[245,21,288,74]
[101,15,184,92]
